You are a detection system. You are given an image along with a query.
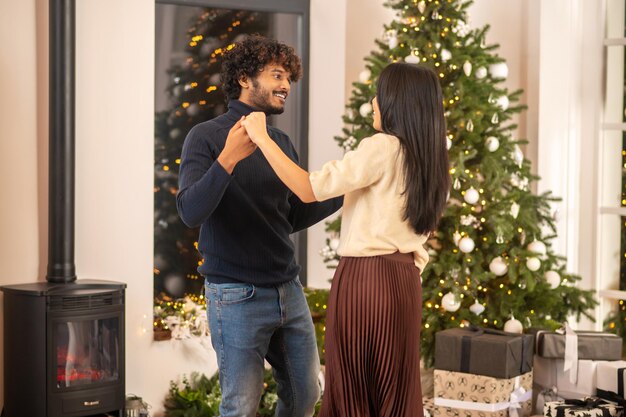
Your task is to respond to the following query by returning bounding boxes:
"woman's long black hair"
[376,63,450,235]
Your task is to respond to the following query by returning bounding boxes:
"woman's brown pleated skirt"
[319,252,423,417]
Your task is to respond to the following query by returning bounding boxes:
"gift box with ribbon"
[596,361,626,405]
[533,325,622,361]
[434,326,534,379]
[532,356,602,414]
[432,369,533,417]
[544,398,624,417]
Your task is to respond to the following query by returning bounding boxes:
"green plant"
[164,369,321,416]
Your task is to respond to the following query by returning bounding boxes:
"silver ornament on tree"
[512,145,524,167]
[453,177,461,190]
[441,292,461,312]
[491,113,499,124]
[466,119,474,132]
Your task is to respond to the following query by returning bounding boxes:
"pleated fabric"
[320,252,423,417]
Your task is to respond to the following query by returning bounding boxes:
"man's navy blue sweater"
[177,100,343,286]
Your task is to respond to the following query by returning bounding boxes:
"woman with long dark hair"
[242,63,450,416]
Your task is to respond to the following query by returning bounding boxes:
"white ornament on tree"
[463,61,472,76]
[464,188,479,205]
[475,66,487,79]
[491,113,499,124]
[209,73,221,85]
[489,62,509,79]
[453,231,462,246]
[405,53,420,64]
[489,256,508,276]
[485,136,500,152]
[469,301,485,315]
[466,119,474,132]
[510,202,520,219]
[545,270,561,289]
[440,49,452,62]
[359,102,373,117]
[386,30,398,49]
[526,257,541,271]
[459,236,475,253]
[512,145,524,167]
[186,103,200,117]
[504,316,523,333]
[447,137,452,150]
[441,292,461,312]
[417,0,426,14]
[329,238,340,251]
[527,240,547,257]
[359,69,372,83]
[496,95,510,111]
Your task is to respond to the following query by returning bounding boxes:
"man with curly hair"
[177,35,342,417]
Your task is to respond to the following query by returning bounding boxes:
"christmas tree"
[321,0,597,366]
[154,8,269,305]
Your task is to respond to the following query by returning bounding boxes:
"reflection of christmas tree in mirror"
[154,8,270,310]
[320,0,597,366]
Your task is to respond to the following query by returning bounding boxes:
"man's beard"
[248,79,285,115]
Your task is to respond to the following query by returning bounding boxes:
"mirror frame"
[155,0,311,283]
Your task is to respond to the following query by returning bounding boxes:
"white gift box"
[597,360,626,398]
[533,356,606,414]
[534,356,603,398]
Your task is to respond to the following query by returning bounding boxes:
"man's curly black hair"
[220,35,303,101]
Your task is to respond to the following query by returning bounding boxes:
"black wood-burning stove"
[1,1,126,416]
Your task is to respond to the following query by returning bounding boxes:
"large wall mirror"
[153,0,311,312]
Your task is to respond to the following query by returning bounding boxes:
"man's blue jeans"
[205,277,320,417]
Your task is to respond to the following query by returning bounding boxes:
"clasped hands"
[217,112,270,173]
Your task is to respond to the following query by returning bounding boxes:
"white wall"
[0,0,597,414]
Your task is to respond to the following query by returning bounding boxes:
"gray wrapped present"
[435,326,534,379]
[544,398,623,417]
[534,329,622,360]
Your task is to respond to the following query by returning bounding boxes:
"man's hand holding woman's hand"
[241,112,270,147]
[217,117,257,174]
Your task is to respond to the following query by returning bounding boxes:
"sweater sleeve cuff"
[205,159,233,188]
[309,171,329,201]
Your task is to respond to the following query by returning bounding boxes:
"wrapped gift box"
[597,361,626,401]
[534,330,621,360]
[435,327,534,379]
[544,398,623,417]
[533,356,601,398]
[532,356,604,415]
[432,369,532,417]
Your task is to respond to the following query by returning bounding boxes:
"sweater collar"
[226,99,270,122]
